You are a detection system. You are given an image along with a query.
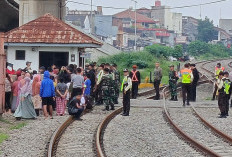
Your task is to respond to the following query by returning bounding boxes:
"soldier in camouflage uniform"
[169,65,179,101]
[111,63,120,104]
[99,68,114,111]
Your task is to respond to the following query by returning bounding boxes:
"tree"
[172,45,183,59]
[187,40,210,56]
[145,44,173,58]
[197,17,217,42]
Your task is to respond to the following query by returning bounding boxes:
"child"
[83,73,93,109]
[56,77,68,116]
[68,94,85,120]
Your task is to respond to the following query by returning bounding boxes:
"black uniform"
[122,75,132,116]
[129,70,141,99]
[191,68,199,101]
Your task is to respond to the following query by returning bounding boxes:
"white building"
[5,14,102,70]
[19,0,66,26]
[151,1,182,35]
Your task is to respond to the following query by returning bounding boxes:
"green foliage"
[0,133,9,144]
[145,44,173,58]
[187,40,210,56]
[10,122,27,130]
[187,40,231,59]
[197,17,217,42]
[173,45,183,59]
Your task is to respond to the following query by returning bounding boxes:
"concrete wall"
[19,0,66,26]
[6,46,79,71]
[172,13,182,35]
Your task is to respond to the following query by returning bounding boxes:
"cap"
[169,64,174,67]
[132,65,137,68]
[26,61,32,65]
[123,69,129,72]
[219,71,224,76]
[104,68,110,72]
[224,71,229,75]
[105,63,110,66]
[190,64,196,67]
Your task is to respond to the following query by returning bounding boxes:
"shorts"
[42,97,54,106]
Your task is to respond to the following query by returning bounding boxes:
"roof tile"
[5,13,102,46]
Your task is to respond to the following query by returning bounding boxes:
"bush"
[145,44,173,58]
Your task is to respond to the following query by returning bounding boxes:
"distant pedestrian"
[168,65,178,101]
[56,78,68,116]
[99,68,114,111]
[121,69,132,116]
[190,64,199,102]
[180,64,193,106]
[153,62,162,100]
[212,63,225,100]
[129,65,141,99]
[32,75,42,116]
[40,71,55,119]
[223,72,231,116]
[83,73,93,109]
[112,63,120,104]
[12,76,22,112]
[217,72,227,118]
[68,95,85,120]
[14,73,37,120]
[71,68,84,98]
[5,73,13,114]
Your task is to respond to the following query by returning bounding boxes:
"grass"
[0,133,9,144]
[0,118,12,125]
[10,122,27,130]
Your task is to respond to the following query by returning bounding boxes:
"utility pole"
[132,0,137,50]
[90,0,93,34]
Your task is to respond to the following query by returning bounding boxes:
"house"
[4,13,102,71]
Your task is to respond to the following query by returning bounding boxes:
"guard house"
[4,13,102,70]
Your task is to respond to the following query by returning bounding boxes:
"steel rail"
[95,107,123,157]
[191,106,232,143]
[162,85,220,157]
[47,116,74,157]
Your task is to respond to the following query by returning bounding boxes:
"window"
[15,50,25,60]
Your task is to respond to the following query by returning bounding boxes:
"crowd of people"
[4,61,133,120]
[4,60,232,119]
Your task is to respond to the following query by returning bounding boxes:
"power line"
[64,0,230,10]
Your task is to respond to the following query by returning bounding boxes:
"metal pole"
[0,32,6,115]
[132,0,137,50]
[90,0,93,34]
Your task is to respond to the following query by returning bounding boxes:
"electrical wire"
[64,0,230,10]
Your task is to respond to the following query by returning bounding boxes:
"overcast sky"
[67,0,232,26]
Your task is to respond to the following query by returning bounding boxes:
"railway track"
[47,59,232,157]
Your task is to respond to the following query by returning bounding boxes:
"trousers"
[212,84,218,100]
[123,90,130,114]
[191,83,197,101]
[154,80,161,100]
[5,92,11,111]
[218,92,226,115]
[132,82,139,99]
[182,83,191,104]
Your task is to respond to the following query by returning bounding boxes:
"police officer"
[129,65,141,99]
[180,63,193,106]
[99,68,114,111]
[223,72,231,116]
[217,72,226,118]
[212,63,225,100]
[112,63,120,104]
[168,65,179,101]
[95,64,104,105]
[190,64,199,102]
[121,69,132,116]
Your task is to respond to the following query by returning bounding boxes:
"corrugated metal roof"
[4,13,102,46]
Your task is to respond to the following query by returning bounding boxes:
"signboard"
[80,52,91,59]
